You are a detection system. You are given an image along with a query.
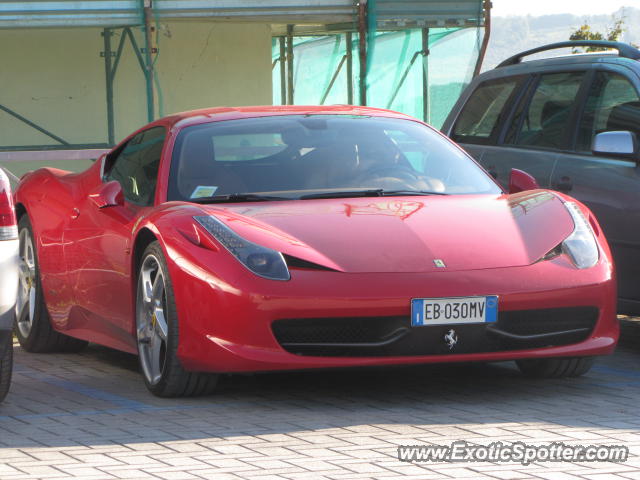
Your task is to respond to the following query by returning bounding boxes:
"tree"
[569,16,625,52]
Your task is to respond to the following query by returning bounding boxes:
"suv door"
[549,68,640,312]
[451,71,589,190]
[450,75,534,187]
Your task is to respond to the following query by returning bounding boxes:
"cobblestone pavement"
[1,321,639,480]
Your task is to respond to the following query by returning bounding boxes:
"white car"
[0,168,18,403]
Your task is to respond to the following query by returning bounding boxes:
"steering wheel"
[354,164,424,188]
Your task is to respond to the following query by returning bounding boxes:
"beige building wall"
[0,22,273,149]
[155,22,273,118]
[0,27,107,148]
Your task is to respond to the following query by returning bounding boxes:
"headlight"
[194,215,290,281]
[561,202,599,269]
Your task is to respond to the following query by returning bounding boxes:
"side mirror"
[509,168,539,194]
[89,181,124,208]
[592,131,639,160]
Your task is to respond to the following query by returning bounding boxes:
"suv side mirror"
[592,131,639,160]
[89,180,124,208]
[509,168,539,194]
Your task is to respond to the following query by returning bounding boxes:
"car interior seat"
[606,101,640,138]
[261,125,310,191]
[302,142,360,189]
[135,137,164,205]
[178,131,247,198]
[537,100,572,149]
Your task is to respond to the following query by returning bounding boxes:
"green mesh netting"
[273,27,482,129]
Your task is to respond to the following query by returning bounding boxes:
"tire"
[14,215,88,353]
[136,241,218,397]
[516,357,595,378]
[0,333,13,403]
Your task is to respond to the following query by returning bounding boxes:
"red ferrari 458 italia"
[14,106,618,397]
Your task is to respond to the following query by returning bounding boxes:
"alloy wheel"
[16,228,36,338]
[136,254,169,385]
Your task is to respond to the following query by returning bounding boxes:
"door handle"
[553,176,573,193]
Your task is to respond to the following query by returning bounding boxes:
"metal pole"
[320,55,347,104]
[422,27,430,123]
[387,50,422,109]
[286,25,295,105]
[279,37,287,105]
[102,28,115,145]
[0,104,69,145]
[110,29,128,81]
[358,0,368,106]
[473,0,492,77]
[125,28,147,72]
[142,0,156,121]
[346,32,353,104]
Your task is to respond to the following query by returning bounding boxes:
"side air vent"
[283,254,337,272]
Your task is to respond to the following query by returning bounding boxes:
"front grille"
[272,307,599,357]
[272,316,407,345]
[493,307,598,348]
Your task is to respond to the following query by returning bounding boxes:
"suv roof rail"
[497,41,640,68]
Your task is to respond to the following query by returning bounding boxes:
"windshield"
[168,115,500,201]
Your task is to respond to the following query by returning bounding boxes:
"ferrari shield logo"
[433,259,446,268]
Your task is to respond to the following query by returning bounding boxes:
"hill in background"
[484,7,640,70]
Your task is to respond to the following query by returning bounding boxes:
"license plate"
[411,296,498,326]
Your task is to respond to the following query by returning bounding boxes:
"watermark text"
[398,441,629,465]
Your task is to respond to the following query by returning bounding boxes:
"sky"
[491,0,639,17]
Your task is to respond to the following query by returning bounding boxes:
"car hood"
[199,191,574,273]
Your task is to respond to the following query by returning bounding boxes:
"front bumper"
[271,306,599,356]
[168,248,617,373]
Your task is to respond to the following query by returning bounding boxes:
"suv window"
[452,77,521,145]
[577,71,640,152]
[510,71,585,150]
[106,126,166,206]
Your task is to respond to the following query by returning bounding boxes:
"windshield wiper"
[193,190,448,203]
[300,189,447,200]
[191,193,290,204]
[300,189,385,200]
[380,190,448,196]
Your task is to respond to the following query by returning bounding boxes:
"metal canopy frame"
[0,0,488,151]
[102,24,156,146]
[0,1,142,29]
[0,103,109,151]
[1,1,156,151]
[273,0,488,125]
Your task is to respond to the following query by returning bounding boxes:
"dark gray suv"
[442,41,640,315]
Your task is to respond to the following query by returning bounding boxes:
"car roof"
[478,53,640,82]
[494,40,640,72]
[503,52,636,69]
[441,42,640,135]
[472,42,640,81]
[151,105,419,130]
